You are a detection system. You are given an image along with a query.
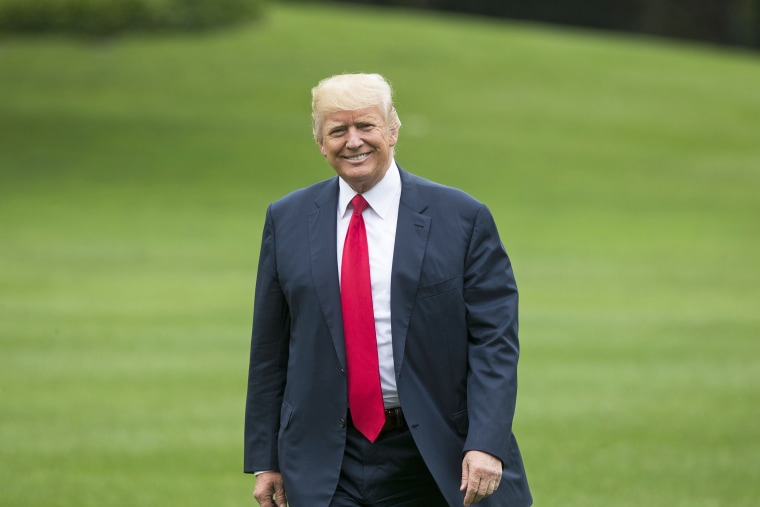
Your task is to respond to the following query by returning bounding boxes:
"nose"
[346,127,363,149]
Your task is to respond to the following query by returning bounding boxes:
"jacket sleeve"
[243,204,291,473]
[462,204,520,464]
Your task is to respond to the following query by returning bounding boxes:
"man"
[244,73,532,507]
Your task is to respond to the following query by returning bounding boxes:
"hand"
[460,450,502,506]
[253,471,288,507]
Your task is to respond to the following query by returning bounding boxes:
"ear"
[317,138,327,157]
[388,128,399,148]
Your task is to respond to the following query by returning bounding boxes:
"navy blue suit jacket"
[244,168,532,507]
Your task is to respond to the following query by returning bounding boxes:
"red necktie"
[341,194,385,442]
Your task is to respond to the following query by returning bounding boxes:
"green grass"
[2,2,759,506]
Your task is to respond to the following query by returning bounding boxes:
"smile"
[344,153,371,161]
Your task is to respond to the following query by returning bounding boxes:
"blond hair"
[311,73,401,143]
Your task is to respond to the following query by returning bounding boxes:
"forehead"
[322,106,386,127]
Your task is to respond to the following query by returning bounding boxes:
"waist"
[348,407,407,436]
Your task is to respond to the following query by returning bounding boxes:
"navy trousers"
[328,423,449,507]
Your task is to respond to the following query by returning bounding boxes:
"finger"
[482,484,492,500]
[253,474,281,507]
[480,473,501,500]
[253,490,275,507]
[463,475,480,506]
[274,484,288,507]
[475,474,490,500]
[469,473,500,505]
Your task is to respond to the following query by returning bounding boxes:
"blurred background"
[1,0,758,506]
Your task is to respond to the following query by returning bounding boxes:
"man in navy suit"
[244,73,532,507]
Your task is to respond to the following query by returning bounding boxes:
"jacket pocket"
[416,275,463,299]
[279,401,294,430]
[452,408,469,436]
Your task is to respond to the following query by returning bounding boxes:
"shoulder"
[268,177,337,215]
[400,167,486,215]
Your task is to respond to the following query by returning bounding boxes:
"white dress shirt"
[337,160,401,408]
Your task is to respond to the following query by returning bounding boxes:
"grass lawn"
[1,2,759,506]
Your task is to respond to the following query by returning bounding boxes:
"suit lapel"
[309,179,347,369]
[308,171,431,375]
[391,170,430,376]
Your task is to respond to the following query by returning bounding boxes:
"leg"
[331,423,448,507]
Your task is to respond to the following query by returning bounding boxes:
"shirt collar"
[338,159,400,219]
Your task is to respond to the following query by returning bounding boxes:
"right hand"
[253,471,287,507]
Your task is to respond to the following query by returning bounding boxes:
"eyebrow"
[329,114,378,125]
[325,117,376,131]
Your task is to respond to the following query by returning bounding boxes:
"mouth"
[343,152,371,162]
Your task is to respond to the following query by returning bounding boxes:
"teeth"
[347,153,370,161]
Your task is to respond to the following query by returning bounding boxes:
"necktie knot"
[350,194,369,216]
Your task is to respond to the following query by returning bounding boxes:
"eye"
[329,127,346,136]
[359,123,374,131]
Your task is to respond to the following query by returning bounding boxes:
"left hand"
[460,450,502,506]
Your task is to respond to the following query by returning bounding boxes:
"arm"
[244,205,291,475]
[460,204,519,503]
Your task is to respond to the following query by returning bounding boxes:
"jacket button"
[340,368,345,375]
[339,419,346,428]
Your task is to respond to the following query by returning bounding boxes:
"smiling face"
[317,106,398,194]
